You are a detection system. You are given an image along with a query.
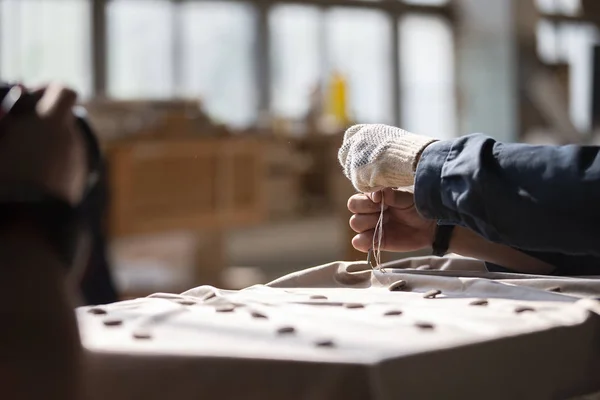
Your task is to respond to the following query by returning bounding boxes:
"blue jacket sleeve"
[414,134,600,260]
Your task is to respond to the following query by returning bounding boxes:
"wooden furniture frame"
[106,137,265,236]
[105,136,266,289]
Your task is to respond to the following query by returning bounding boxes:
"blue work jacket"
[415,134,600,276]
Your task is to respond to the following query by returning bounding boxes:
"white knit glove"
[338,124,437,193]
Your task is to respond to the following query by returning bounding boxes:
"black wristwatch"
[432,224,455,257]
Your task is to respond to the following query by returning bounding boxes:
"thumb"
[369,190,383,204]
[383,188,415,210]
[36,83,77,123]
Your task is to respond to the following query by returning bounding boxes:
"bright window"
[269,5,394,125]
[180,2,258,128]
[400,14,456,139]
[403,0,450,5]
[0,0,92,97]
[535,0,581,15]
[269,5,322,121]
[107,0,174,99]
[326,7,393,124]
[536,18,600,132]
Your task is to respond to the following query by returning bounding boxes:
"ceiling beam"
[181,0,454,18]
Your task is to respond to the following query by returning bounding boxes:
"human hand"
[348,188,557,275]
[0,83,88,205]
[347,188,436,253]
[338,124,437,193]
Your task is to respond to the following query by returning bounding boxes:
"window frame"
[535,1,600,134]
[0,0,94,97]
[90,0,457,127]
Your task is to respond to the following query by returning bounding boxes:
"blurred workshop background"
[0,0,599,299]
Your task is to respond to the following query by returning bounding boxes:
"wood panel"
[106,137,266,238]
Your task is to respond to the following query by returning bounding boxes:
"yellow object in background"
[326,71,350,126]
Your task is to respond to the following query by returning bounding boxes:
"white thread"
[372,190,386,273]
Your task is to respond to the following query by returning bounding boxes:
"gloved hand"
[338,124,437,193]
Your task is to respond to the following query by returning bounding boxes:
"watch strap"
[0,188,82,268]
[432,224,455,257]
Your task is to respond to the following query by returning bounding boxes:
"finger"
[370,191,383,203]
[29,84,46,95]
[353,222,426,253]
[352,230,376,253]
[383,188,415,210]
[36,83,78,122]
[349,213,389,233]
[352,229,392,253]
[347,193,388,214]
[29,86,46,102]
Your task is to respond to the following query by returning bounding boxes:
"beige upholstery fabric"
[79,256,600,400]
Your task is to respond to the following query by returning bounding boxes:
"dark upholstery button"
[388,280,407,291]
[88,308,107,315]
[103,318,123,327]
[277,326,296,335]
[547,286,562,293]
[315,339,335,348]
[345,303,365,309]
[469,299,489,306]
[203,292,217,301]
[177,300,196,306]
[515,306,535,314]
[423,290,441,299]
[384,310,403,316]
[250,311,268,319]
[133,331,152,340]
[310,295,328,300]
[415,322,435,330]
[215,304,236,313]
